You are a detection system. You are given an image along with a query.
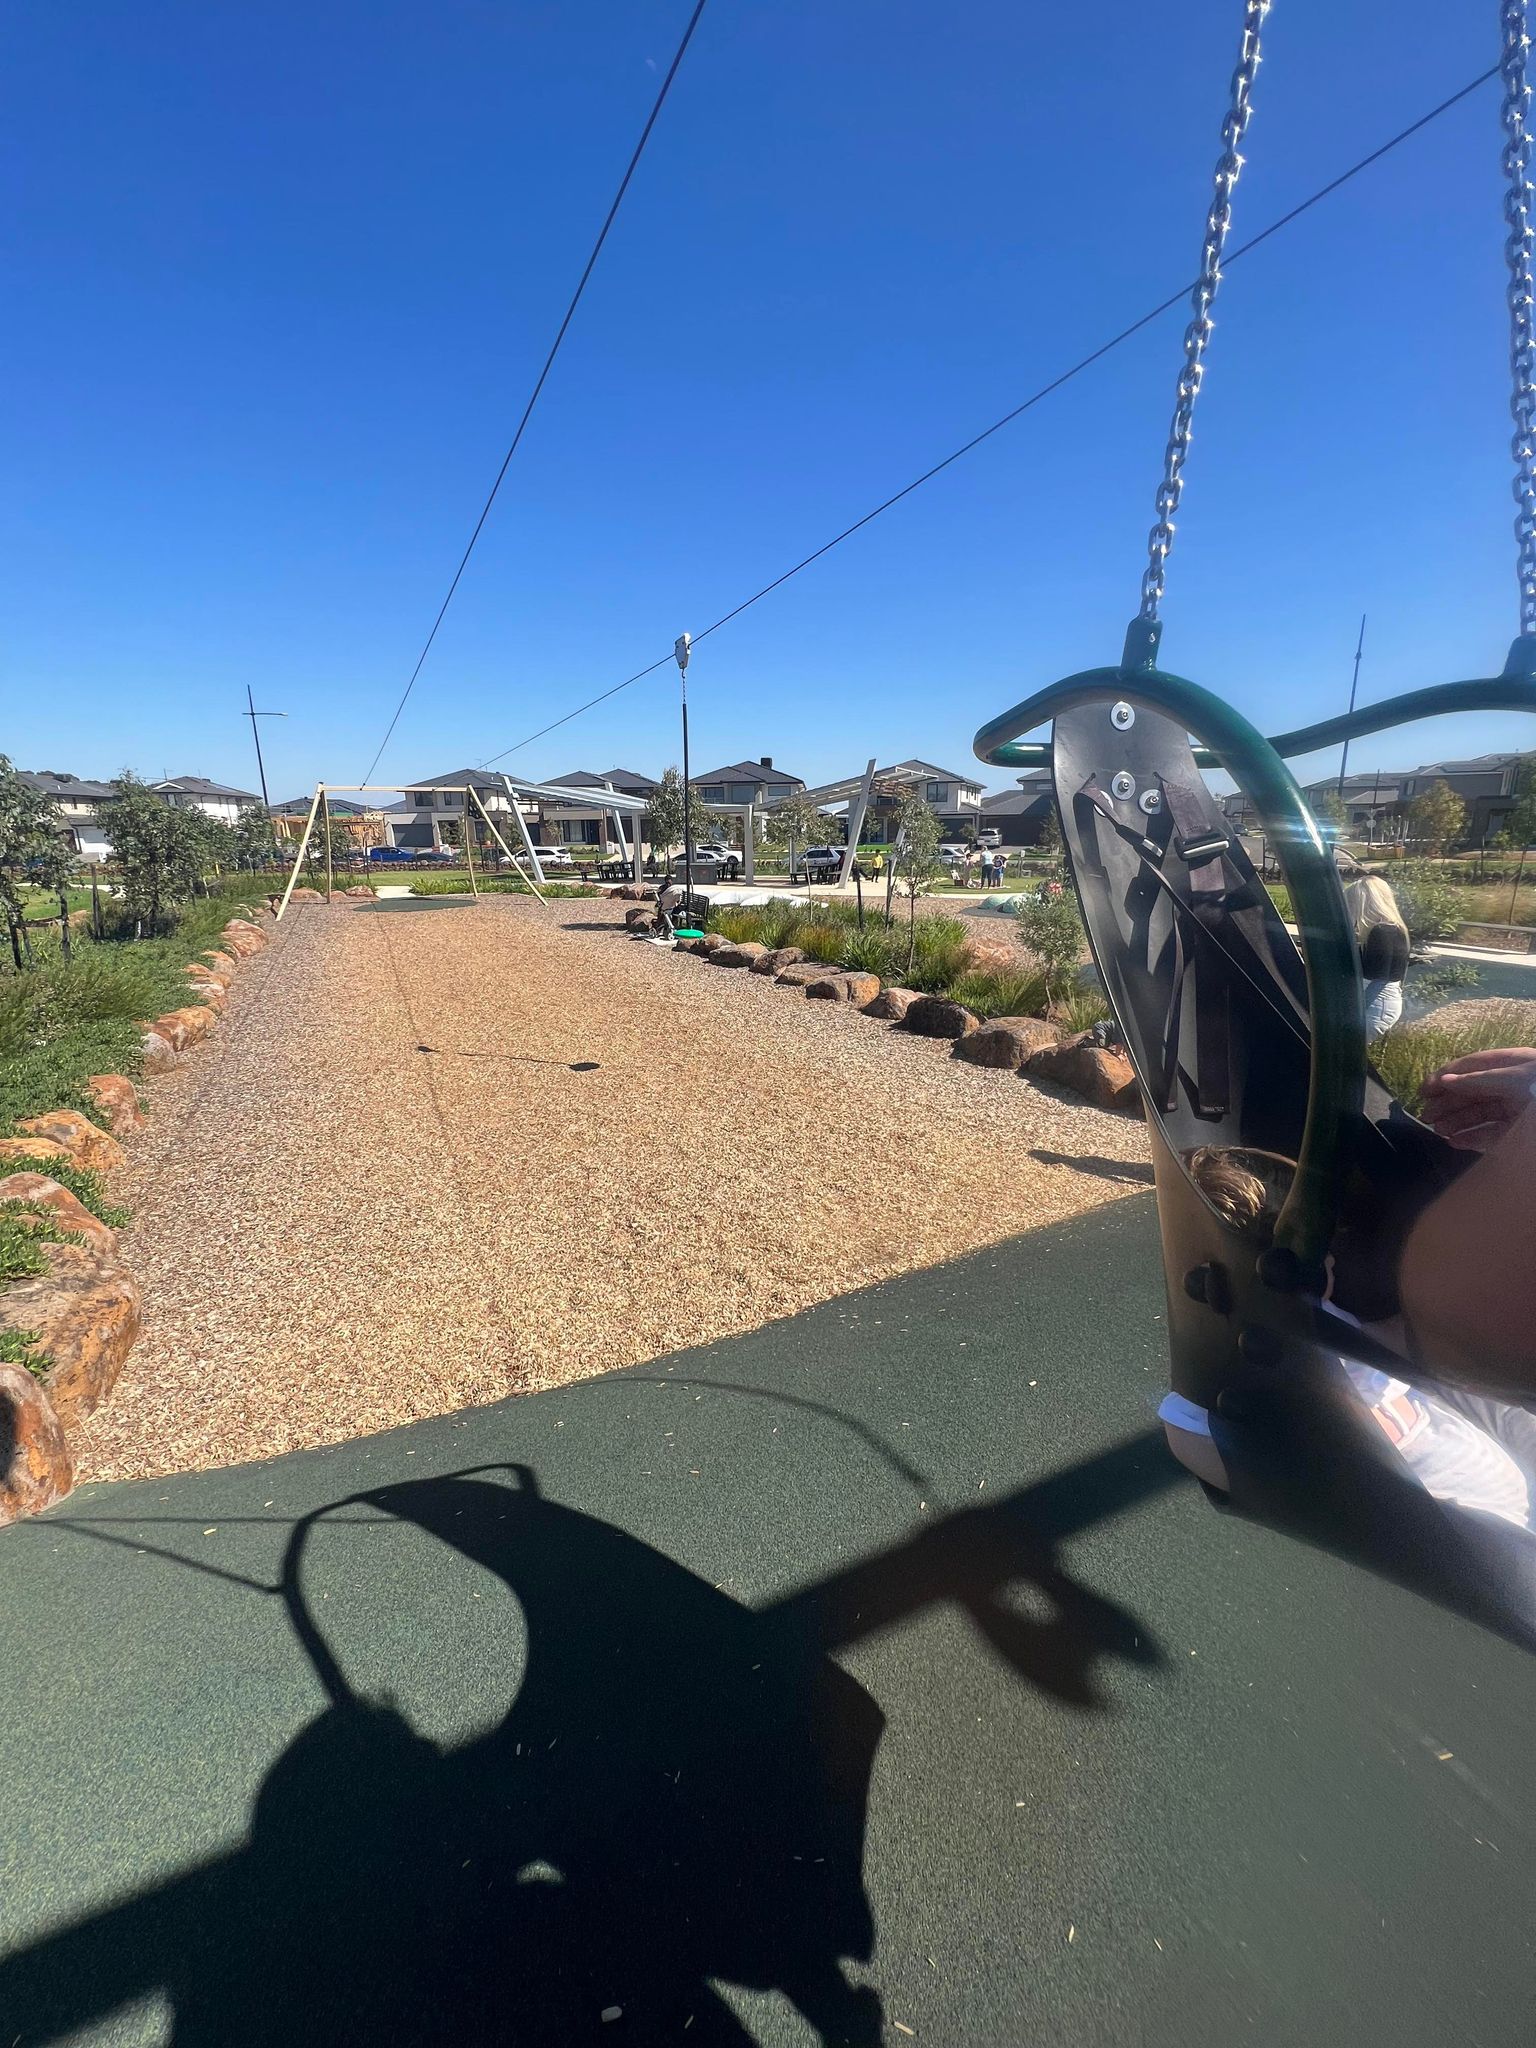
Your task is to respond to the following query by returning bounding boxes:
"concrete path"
[4,1198,1532,2046]
[77,895,1144,1483]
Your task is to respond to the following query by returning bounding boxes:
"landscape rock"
[200,951,238,978]
[151,1006,218,1053]
[713,943,767,968]
[84,1074,145,1135]
[903,996,980,1039]
[140,1029,180,1074]
[806,972,882,1006]
[0,1173,118,1255]
[623,906,652,929]
[615,884,657,902]
[3,1244,142,1434]
[751,946,806,975]
[696,933,728,953]
[861,986,920,1021]
[775,961,829,987]
[952,1016,1062,1070]
[222,919,268,956]
[0,1366,74,1524]
[1026,1031,1141,1113]
[184,978,229,1013]
[626,914,657,936]
[287,887,325,904]
[13,1110,125,1174]
[0,1138,71,1169]
[344,885,374,898]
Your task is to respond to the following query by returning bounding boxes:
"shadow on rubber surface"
[0,1441,1170,2046]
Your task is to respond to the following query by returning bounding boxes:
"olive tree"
[1407,779,1467,857]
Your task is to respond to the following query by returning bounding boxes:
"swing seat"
[975,643,1536,1649]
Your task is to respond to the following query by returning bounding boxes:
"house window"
[701,785,726,804]
[414,792,433,807]
[728,783,755,805]
[925,780,945,804]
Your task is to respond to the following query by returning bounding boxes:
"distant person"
[1343,872,1410,1037]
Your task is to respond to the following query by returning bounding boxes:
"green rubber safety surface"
[2,1197,1531,2044]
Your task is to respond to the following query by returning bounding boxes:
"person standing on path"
[1344,873,1410,1038]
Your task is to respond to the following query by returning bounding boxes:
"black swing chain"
[1502,0,1536,636]
[1140,0,1271,626]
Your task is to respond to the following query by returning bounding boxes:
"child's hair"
[1185,1146,1297,1239]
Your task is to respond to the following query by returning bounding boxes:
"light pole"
[675,633,694,908]
[243,685,286,810]
[1335,613,1367,804]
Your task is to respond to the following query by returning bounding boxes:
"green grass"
[1373,1000,1533,1115]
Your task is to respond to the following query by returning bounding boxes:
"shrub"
[1411,961,1482,1001]
[1051,984,1113,1034]
[1373,1001,1532,1115]
[1012,888,1087,993]
[1265,882,1294,924]
[793,921,848,965]
[948,965,1051,1019]
[0,1325,49,1376]
[1391,866,1463,947]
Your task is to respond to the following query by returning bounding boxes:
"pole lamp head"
[674,633,691,675]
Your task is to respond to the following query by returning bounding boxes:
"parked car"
[670,846,741,880]
[367,846,419,865]
[415,848,461,864]
[939,842,973,862]
[529,846,575,869]
[978,828,1002,849]
[796,845,846,879]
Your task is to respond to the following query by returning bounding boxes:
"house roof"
[981,785,1054,815]
[1400,752,1526,779]
[884,758,981,787]
[271,796,374,816]
[691,760,804,789]
[402,768,516,792]
[17,770,115,802]
[548,766,658,795]
[152,775,261,802]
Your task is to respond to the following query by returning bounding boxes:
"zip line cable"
[359,0,711,784]
[479,63,1498,768]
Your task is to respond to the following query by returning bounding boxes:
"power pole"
[675,633,694,908]
[244,685,286,809]
[1335,613,1367,802]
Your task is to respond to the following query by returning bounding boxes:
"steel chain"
[1139,0,1271,623]
[1502,0,1536,634]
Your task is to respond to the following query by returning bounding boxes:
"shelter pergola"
[274,775,651,918]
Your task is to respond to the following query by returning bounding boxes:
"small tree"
[0,756,70,966]
[1502,787,1536,921]
[1407,779,1467,857]
[765,792,827,880]
[234,803,280,871]
[886,789,943,965]
[645,767,687,868]
[98,774,194,936]
[1311,790,1348,842]
[1014,885,1087,1002]
[1036,805,1061,856]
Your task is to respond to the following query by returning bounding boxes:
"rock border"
[654,924,1141,1118]
[0,905,278,1526]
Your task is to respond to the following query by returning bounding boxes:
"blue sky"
[5,0,1527,804]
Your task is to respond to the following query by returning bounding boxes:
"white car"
[528,846,575,869]
[978,829,1002,849]
[671,845,742,879]
[939,842,974,862]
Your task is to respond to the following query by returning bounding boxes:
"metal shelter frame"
[273,775,651,920]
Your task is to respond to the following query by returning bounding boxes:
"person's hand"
[1418,1046,1536,1150]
